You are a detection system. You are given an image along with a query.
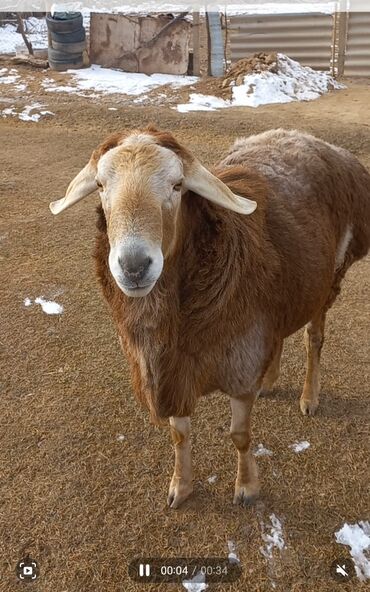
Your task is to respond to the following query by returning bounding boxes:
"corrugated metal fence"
[229,13,334,71]
[343,11,370,76]
[229,11,370,77]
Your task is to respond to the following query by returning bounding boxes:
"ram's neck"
[177,191,256,302]
[95,186,271,350]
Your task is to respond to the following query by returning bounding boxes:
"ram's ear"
[183,158,257,215]
[49,131,127,215]
[49,161,98,215]
[146,127,256,215]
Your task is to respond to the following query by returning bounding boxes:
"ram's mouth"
[118,280,156,298]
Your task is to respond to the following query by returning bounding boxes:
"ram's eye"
[173,182,182,192]
[96,179,103,189]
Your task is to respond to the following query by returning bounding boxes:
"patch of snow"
[0,18,48,55]
[233,54,343,107]
[254,443,274,457]
[260,514,286,560]
[19,107,42,122]
[177,54,343,112]
[259,512,286,589]
[1,106,16,118]
[207,475,217,484]
[42,64,198,97]
[289,440,310,453]
[34,297,63,315]
[0,67,20,85]
[117,434,126,441]
[335,522,370,581]
[0,74,20,84]
[227,540,240,564]
[24,297,32,307]
[133,94,150,104]
[2,102,54,122]
[108,107,118,111]
[182,570,208,592]
[177,93,230,112]
[43,82,78,94]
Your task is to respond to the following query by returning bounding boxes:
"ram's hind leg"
[230,396,259,506]
[300,310,326,416]
[260,340,283,395]
[300,265,350,417]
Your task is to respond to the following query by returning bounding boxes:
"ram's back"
[219,129,370,336]
[221,128,370,263]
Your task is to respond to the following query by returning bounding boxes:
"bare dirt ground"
[0,76,369,592]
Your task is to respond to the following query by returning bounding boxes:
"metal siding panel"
[229,13,333,71]
[344,12,370,76]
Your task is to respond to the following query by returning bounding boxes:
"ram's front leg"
[167,417,193,509]
[230,396,260,506]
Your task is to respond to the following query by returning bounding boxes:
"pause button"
[139,564,151,577]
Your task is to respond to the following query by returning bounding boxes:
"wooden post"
[223,11,229,71]
[16,14,34,55]
[337,0,349,77]
[206,12,211,76]
[192,11,200,76]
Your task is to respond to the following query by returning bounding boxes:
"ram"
[50,127,370,509]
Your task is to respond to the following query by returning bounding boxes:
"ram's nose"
[118,250,153,283]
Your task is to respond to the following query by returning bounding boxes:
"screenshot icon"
[16,555,39,582]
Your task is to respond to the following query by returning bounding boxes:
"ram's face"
[49,128,257,298]
[96,136,184,297]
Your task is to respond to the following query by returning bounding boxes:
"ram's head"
[50,128,257,297]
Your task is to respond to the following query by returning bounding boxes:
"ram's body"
[94,129,370,418]
[51,127,370,508]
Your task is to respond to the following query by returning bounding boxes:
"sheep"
[50,126,370,509]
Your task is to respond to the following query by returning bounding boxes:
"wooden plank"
[192,11,200,76]
[337,9,349,77]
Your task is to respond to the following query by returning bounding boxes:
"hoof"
[167,478,193,509]
[300,397,319,416]
[233,482,260,507]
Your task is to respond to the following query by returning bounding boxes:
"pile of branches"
[222,52,278,88]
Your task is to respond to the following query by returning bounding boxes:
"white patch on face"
[108,235,164,297]
[97,146,123,187]
[146,145,184,208]
[121,133,157,148]
[97,140,184,210]
[97,135,184,298]
[335,225,352,270]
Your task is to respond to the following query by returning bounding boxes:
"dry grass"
[0,81,369,592]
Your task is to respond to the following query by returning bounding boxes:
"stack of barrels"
[47,12,87,71]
